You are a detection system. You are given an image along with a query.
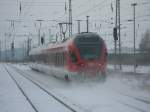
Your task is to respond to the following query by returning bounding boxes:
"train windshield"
[75,33,103,60]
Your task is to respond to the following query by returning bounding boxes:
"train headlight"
[81,63,84,66]
[98,63,102,66]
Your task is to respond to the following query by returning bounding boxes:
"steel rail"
[8,64,80,112]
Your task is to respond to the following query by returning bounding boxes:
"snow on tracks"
[3,64,80,112]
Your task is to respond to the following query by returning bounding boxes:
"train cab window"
[69,51,78,63]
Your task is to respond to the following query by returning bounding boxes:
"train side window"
[58,53,61,66]
[60,53,63,66]
[63,52,66,65]
[69,51,78,63]
[62,52,65,65]
[55,53,58,66]
[56,53,59,66]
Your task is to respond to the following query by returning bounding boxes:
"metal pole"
[69,0,72,36]
[133,5,136,73]
[23,42,25,61]
[0,40,1,62]
[86,16,89,33]
[36,20,43,46]
[131,3,137,73]
[77,20,81,33]
[59,23,62,41]
[38,29,40,46]
[27,37,30,56]
[11,41,14,62]
[118,0,122,70]
[49,28,51,43]
[4,33,7,62]
[39,21,41,45]
[114,0,118,70]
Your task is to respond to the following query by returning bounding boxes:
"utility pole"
[27,36,31,56]
[69,0,72,36]
[59,22,69,40]
[114,0,121,70]
[11,41,14,62]
[131,3,137,73]
[36,20,43,46]
[4,33,7,62]
[0,40,2,62]
[118,0,122,70]
[22,41,25,62]
[49,28,51,43]
[77,20,81,33]
[86,16,89,32]
[114,0,118,70]
[59,23,63,41]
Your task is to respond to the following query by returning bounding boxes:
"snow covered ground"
[0,64,34,112]
[0,63,150,112]
[108,64,150,74]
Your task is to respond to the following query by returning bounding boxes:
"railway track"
[4,64,88,112]
[4,65,39,112]
[115,92,150,112]
[5,64,150,112]
[102,80,150,112]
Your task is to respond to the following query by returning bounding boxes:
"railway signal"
[113,27,118,41]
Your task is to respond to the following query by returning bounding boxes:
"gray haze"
[0,0,150,50]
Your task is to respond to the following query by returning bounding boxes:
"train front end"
[68,32,107,76]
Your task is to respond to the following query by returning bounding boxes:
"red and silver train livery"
[29,32,108,80]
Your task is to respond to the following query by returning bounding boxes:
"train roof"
[74,32,101,37]
[29,32,103,55]
[29,41,69,55]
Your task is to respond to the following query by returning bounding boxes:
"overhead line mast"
[114,0,118,70]
[86,16,89,33]
[69,0,72,37]
[114,0,121,70]
[118,0,122,70]
[131,3,138,73]
[77,20,81,33]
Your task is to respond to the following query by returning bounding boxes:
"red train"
[29,32,108,80]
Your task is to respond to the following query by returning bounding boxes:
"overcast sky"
[0,0,150,50]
